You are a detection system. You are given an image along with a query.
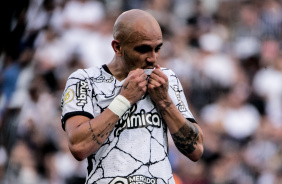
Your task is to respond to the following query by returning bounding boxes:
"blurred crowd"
[0,0,282,184]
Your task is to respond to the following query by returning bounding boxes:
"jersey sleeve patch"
[61,69,96,131]
[63,88,75,105]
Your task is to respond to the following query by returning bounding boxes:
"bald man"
[61,9,203,184]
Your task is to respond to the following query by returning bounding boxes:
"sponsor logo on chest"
[114,104,161,136]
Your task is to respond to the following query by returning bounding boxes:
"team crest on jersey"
[114,104,161,137]
[76,80,89,106]
[110,175,157,184]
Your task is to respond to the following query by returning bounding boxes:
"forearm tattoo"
[89,120,101,145]
[171,120,199,155]
[88,120,114,145]
[159,100,173,115]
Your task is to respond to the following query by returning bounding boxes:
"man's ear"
[112,40,122,56]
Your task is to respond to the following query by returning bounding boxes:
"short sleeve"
[61,69,94,130]
[165,69,196,122]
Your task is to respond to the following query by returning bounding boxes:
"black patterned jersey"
[61,65,195,184]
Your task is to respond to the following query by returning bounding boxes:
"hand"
[148,65,171,108]
[120,68,148,105]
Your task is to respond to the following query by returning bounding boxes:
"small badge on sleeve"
[63,88,74,105]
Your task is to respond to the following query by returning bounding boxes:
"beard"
[123,50,155,70]
[123,50,137,69]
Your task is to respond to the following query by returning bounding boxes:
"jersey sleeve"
[165,69,196,123]
[61,69,94,130]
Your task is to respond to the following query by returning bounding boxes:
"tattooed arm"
[159,101,204,161]
[148,66,204,161]
[65,111,120,161]
[171,119,203,161]
[64,68,148,161]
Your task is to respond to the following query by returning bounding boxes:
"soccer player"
[61,9,204,184]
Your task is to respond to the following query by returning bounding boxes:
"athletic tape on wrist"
[108,95,131,118]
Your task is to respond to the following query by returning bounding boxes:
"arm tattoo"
[89,120,114,145]
[89,120,101,145]
[123,82,129,89]
[159,100,173,115]
[171,120,199,155]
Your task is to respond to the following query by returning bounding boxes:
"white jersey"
[61,65,195,184]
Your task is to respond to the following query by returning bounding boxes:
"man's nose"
[146,51,158,63]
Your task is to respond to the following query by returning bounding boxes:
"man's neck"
[107,58,128,81]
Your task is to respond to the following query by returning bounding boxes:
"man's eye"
[135,46,151,53]
[155,47,161,52]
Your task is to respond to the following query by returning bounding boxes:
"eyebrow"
[156,43,163,48]
[134,43,163,50]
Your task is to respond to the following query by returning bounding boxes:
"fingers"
[151,65,164,78]
[142,73,148,80]
[147,66,170,104]
[129,68,148,82]
[140,79,148,91]
[125,68,148,91]
[129,68,145,76]
[148,68,168,87]
[148,77,164,87]
[120,69,148,104]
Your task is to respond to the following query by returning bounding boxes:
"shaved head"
[113,9,162,45]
